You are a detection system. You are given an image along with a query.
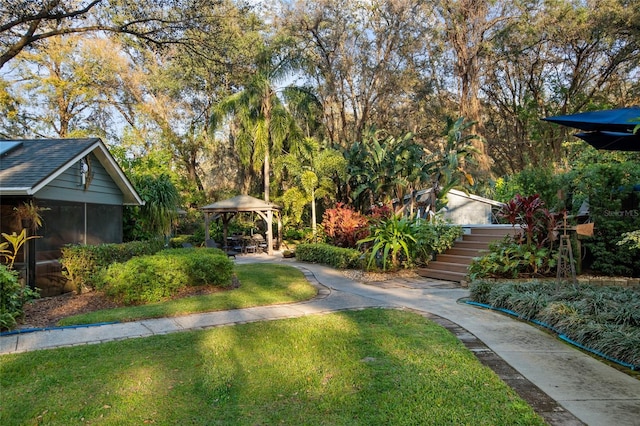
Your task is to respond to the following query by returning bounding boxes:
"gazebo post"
[266,210,274,255]
[204,212,210,241]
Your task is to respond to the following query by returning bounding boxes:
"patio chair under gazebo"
[200,195,282,255]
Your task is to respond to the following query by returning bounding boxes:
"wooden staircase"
[416,226,518,283]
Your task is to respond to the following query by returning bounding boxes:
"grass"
[0,309,545,425]
[57,264,317,326]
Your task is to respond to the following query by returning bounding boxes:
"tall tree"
[210,41,306,202]
[0,0,250,69]
[9,34,127,138]
[434,0,516,175]
[281,0,436,146]
[482,0,640,175]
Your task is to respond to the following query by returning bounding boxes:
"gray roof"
[0,138,143,205]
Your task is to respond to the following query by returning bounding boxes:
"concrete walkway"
[1,254,639,426]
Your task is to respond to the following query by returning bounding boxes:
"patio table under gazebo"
[200,195,282,255]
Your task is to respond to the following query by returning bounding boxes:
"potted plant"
[13,201,49,231]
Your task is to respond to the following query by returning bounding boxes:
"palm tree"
[210,44,307,202]
[132,174,181,240]
[277,138,346,236]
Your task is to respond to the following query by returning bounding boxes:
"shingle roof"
[0,138,98,190]
[0,138,142,205]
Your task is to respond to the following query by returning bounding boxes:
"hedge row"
[294,243,363,269]
[99,248,234,305]
[60,239,166,292]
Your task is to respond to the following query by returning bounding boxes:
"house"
[0,138,143,296]
[403,188,504,225]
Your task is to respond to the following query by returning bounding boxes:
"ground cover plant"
[57,264,316,326]
[0,309,545,425]
[469,280,640,369]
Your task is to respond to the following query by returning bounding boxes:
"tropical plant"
[358,214,417,271]
[322,203,370,248]
[426,117,480,214]
[498,194,559,248]
[0,229,41,270]
[468,237,557,280]
[277,138,347,236]
[12,201,49,231]
[342,128,426,212]
[0,264,39,330]
[411,217,464,266]
[129,174,181,241]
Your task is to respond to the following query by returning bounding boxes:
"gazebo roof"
[200,195,281,213]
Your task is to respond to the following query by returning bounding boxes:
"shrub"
[322,203,369,248]
[358,214,416,271]
[468,237,557,280]
[0,264,39,330]
[99,248,233,305]
[294,243,363,269]
[412,218,463,266]
[60,239,165,292]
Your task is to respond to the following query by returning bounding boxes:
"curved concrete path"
[1,255,639,426]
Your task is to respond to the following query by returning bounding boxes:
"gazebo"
[200,195,282,255]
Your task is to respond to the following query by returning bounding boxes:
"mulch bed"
[18,285,228,329]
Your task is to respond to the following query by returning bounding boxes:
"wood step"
[426,261,469,274]
[417,227,513,283]
[466,226,518,236]
[462,234,509,243]
[453,241,492,250]
[416,268,467,282]
[446,247,486,257]
[436,254,475,265]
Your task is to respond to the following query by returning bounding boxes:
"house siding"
[36,153,123,205]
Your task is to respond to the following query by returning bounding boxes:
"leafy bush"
[468,280,640,368]
[60,239,165,292]
[468,237,557,280]
[358,214,416,271]
[618,230,640,250]
[294,243,363,269]
[322,203,369,248]
[0,264,39,330]
[493,165,562,209]
[412,218,463,265]
[99,248,234,304]
[568,160,640,276]
[582,214,640,277]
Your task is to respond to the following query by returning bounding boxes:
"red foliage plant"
[498,194,560,247]
[369,204,393,221]
[322,203,370,248]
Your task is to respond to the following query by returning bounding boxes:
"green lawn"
[58,263,317,326]
[0,309,545,425]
